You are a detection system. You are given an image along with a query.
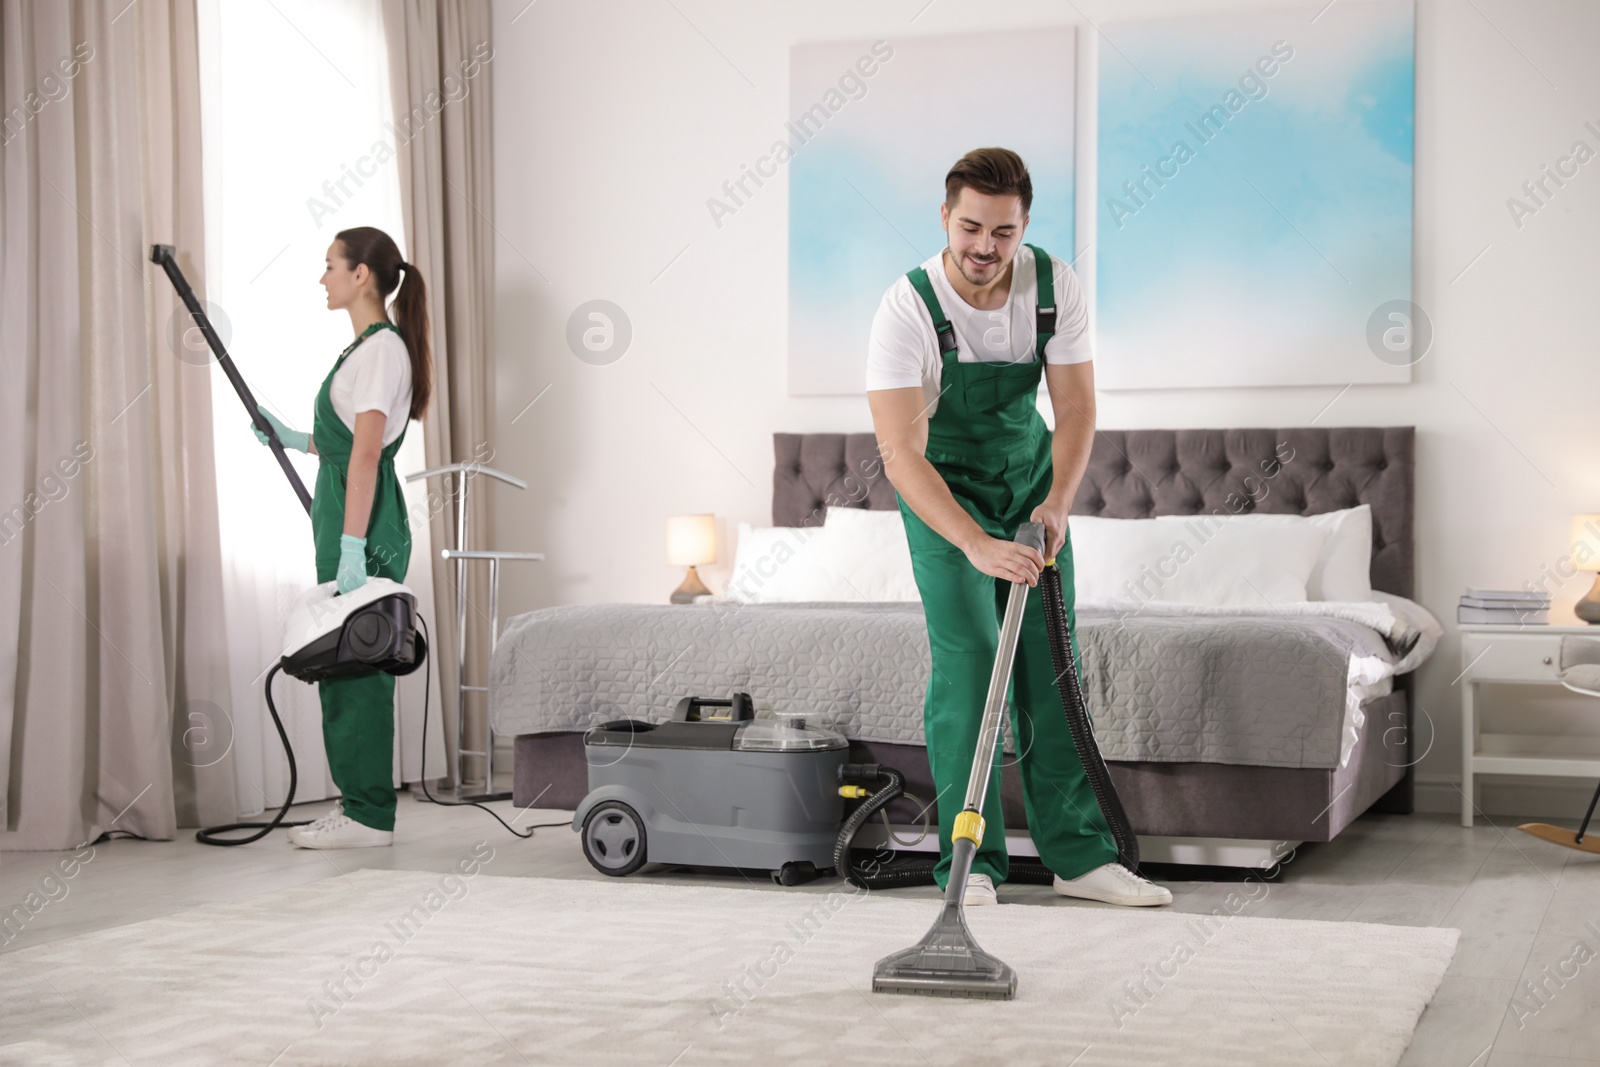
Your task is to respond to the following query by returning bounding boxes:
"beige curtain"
[380,0,495,788]
[0,0,236,849]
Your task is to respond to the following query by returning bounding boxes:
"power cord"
[879,788,933,847]
[414,614,570,837]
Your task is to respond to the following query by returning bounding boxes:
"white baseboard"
[1414,772,1599,819]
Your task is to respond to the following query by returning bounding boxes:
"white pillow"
[797,507,920,602]
[1069,514,1329,606]
[1155,504,1373,601]
[724,512,921,603]
[724,522,830,603]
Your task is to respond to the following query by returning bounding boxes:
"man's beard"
[951,247,1001,285]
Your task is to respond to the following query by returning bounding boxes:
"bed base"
[513,689,1408,854]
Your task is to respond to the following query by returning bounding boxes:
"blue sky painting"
[788,28,1077,395]
[1096,1,1415,389]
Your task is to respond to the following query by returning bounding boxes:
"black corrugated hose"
[1038,558,1142,872]
[195,664,311,845]
[832,764,1055,889]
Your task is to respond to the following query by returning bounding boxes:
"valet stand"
[405,461,544,802]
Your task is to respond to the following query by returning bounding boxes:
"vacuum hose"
[833,764,1056,890]
[195,664,310,845]
[1038,557,1141,872]
[832,549,1141,885]
[835,765,930,889]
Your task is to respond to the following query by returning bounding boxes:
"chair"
[1516,635,1600,854]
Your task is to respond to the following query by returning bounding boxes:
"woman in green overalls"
[251,226,432,850]
[868,150,1170,906]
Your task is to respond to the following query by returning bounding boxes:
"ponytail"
[391,262,432,419]
[334,226,434,420]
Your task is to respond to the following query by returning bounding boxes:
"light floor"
[3,798,1597,1065]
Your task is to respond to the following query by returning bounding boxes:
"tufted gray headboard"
[772,427,1415,600]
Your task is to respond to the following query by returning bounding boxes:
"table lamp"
[1574,514,1600,624]
[667,514,716,604]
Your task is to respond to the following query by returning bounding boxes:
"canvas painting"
[1096,1,1416,389]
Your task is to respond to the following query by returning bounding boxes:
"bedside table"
[1459,622,1600,826]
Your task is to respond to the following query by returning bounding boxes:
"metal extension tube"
[870,522,1046,1000]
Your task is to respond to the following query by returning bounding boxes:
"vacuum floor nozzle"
[873,822,1018,999]
[872,899,1017,1000]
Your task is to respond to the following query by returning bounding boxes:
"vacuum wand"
[870,521,1046,1001]
[149,244,313,515]
[958,541,1033,848]
[938,532,1035,902]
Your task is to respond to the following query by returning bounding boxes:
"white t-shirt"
[329,327,412,447]
[866,244,1091,416]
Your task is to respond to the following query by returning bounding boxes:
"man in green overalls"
[866,148,1170,907]
[253,227,430,849]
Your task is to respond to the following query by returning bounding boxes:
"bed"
[492,427,1429,868]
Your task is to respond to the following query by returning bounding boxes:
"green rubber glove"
[252,404,309,454]
[336,534,368,594]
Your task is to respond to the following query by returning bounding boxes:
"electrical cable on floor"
[414,614,570,838]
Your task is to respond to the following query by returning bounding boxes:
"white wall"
[488,0,1600,816]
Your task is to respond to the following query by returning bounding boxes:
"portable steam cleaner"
[572,521,1140,1000]
[154,244,546,847]
[194,580,427,845]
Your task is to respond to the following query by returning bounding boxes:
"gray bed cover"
[489,601,1399,770]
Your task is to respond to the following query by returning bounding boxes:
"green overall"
[897,245,1118,889]
[309,321,413,832]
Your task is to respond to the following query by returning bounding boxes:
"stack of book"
[1459,588,1550,625]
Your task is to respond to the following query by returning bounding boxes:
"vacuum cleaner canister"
[281,578,426,682]
[573,694,848,880]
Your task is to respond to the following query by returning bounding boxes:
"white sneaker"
[298,801,343,835]
[287,811,393,849]
[1052,863,1171,906]
[963,873,999,906]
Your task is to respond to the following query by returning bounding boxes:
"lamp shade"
[667,514,716,566]
[1573,514,1600,573]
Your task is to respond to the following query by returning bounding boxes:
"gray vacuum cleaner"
[574,695,851,885]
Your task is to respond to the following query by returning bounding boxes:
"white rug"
[1,868,1456,1067]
